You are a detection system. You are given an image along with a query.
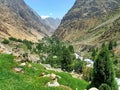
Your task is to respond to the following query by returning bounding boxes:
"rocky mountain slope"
[0,0,54,41]
[43,17,61,32]
[55,0,120,50]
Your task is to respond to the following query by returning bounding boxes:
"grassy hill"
[0,54,88,90]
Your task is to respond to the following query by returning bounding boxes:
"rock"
[13,67,24,73]
[89,87,98,90]
[47,81,60,87]
[15,58,23,62]
[28,64,32,67]
[39,73,45,77]
[0,49,4,53]
[20,63,26,66]
[50,73,56,80]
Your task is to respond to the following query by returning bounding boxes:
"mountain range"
[0,0,60,41]
[55,0,120,53]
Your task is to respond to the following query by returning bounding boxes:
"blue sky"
[24,0,75,19]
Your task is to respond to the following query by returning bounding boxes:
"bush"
[82,67,93,81]
[17,39,23,42]
[9,37,17,41]
[99,83,111,90]
[74,60,85,74]
[2,39,9,44]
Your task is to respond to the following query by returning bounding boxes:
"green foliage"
[82,67,93,81]
[108,40,114,50]
[0,54,88,90]
[68,45,74,53]
[36,37,75,71]
[55,72,89,90]
[9,37,23,42]
[74,60,85,74]
[22,40,33,50]
[9,37,18,41]
[108,40,117,50]
[99,83,111,90]
[91,48,97,60]
[91,44,118,90]
[60,46,75,72]
[2,39,10,44]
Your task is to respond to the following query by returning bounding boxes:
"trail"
[92,14,120,31]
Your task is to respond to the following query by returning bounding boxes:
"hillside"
[0,0,55,42]
[55,0,120,53]
[0,54,88,90]
[43,17,61,32]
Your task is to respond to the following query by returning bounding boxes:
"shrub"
[74,60,85,74]
[9,37,17,41]
[99,83,111,90]
[2,39,9,44]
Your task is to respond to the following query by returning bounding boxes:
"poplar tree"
[91,45,118,90]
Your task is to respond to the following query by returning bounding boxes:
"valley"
[0,0,120,90]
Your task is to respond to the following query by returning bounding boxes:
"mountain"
[55,0,120,52]
[0,0,54,41]
[43,17,61,32]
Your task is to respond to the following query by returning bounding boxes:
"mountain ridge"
[55,0,120,52]
[0,0,56,41]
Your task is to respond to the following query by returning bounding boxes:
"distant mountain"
[0,0,54,41]
[55,0,120,51]
[43,17,61,33]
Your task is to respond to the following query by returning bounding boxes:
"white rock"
[14,67,23,73]
[47,81,60,87]
[89,87,98,90]
[50,73,56,80]
[20,63,26,66]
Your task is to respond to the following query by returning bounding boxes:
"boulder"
[50,73,56,80]
[47,81,60,87]
[89,87,98,90]
[20,63,26,66]
[13,67,24,73]
[39,73,45,77]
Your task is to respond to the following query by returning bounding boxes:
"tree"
[91,48,96,60]
[99,83,111,90]
[91,45,118,90]
[2,39,9,44]
[68,45,74,53]
[108,40,114,50]
[74,60,85,74]
[61,46,74,72]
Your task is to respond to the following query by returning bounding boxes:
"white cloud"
[41,15,50,19]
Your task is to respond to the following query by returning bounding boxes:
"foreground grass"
[0,54,88,90]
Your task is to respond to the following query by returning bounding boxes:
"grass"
[0,54,89,90]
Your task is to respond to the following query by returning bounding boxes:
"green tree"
[91,48,96,60]
[99,83,111,90]
[68,45,74,53]
[2,39,9,44]
[74,60,85,74]
[61,46,74,72]
[108,40,114,50]
[9,37,17,41]
[91,45,118,90]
